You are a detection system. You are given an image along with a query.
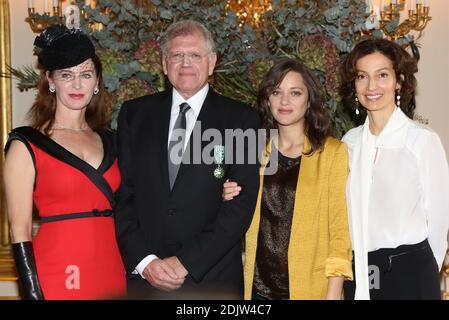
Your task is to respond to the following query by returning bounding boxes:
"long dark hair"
[257,58,334,155]
[28,54,112,136]
[340,38,418,118]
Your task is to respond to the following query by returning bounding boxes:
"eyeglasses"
[53,71,96,82]
[166,52,209,63]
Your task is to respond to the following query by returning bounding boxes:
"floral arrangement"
[8,0,417,135]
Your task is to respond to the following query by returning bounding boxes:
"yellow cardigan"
[244,136,353,300]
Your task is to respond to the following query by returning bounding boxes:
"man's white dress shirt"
[134,84,209,277]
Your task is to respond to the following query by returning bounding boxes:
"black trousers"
[344,239,441,300]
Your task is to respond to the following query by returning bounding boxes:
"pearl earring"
[355,96,360,115]
[396,92,401,106]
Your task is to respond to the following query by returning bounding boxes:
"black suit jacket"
[115,88,261,298]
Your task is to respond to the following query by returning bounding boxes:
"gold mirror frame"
[0,0,13,268]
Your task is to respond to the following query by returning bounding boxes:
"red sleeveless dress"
[14,128,126,299]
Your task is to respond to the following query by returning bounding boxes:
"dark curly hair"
[340,38,418,118]
[257,58,334,155]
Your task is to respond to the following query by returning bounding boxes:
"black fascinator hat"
[34,25,95,71]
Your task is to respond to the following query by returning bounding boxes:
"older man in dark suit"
[115,20,261,299]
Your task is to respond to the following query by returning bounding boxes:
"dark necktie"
[168,102,191,190]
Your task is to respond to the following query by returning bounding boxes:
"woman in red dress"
[3,25,126,299]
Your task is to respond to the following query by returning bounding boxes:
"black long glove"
[12,241,44,300]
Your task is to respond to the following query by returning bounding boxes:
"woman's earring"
[355,96,360,115]
[396,92,401,106]
[93,88,99,95]
[49,84,56,93]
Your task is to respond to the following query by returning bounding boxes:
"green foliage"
[1,65,40,92]
[7,0,418,136]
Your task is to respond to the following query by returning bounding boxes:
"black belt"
[40,209,114,223]
[367,239,431,272]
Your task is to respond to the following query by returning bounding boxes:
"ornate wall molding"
[0,0,12,258]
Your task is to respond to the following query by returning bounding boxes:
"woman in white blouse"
[340,38,449,300]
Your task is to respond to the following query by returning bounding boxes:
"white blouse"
[343,107,449,300]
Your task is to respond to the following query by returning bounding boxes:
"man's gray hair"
[159,20,216,56]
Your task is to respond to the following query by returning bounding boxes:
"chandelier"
[226,0,272,28]
[364,0,431,40]
[25,1,159,33]
[26,0,65,33]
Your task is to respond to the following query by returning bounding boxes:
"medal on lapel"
[213,145,225,179]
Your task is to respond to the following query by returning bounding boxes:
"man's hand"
[222,179,242,201]
[164,256,189,279]
[143,258,185,291]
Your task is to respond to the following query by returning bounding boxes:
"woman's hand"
[222,179,242,201]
